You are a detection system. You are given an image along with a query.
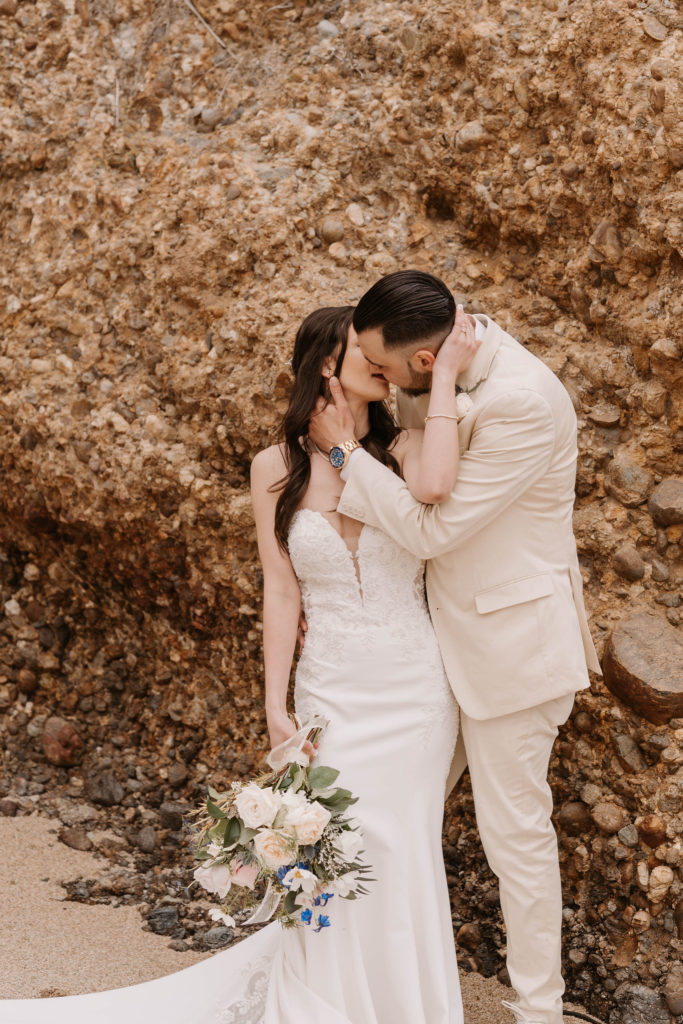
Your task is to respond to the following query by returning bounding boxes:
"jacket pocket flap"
[475,573,554,614]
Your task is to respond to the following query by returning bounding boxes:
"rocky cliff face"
[0,0,681,1020]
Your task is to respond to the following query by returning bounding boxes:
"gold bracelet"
[424,413,459,423]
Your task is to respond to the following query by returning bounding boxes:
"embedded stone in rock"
[591,801,627,834]
[610,730,646,772]
[0,798,19,816]
[664,965,683,1015]
[84,770,124,806]
[320,217,344,244]
[0,0,18,14]
[317,19,339,39]
[614,982,669,1024]
[643,15,668,41]
[588,220,623,265]
[638,814,666,849]
[602,611,683,725]
[617,823,639,848]
[558,801,592,834]
[455,121,490,152]
[648,478,683,526]
[588,403,620,427]
[604,454,653,507]
[613,545,645,581]
[42,716,85,766]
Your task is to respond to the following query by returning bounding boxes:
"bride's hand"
[267,710,317,762]
[433,304,481,380]
[308,377,357,453]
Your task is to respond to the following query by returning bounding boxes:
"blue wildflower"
[300,908,312,925]
[314,914,330,932]
[276,866,289,882]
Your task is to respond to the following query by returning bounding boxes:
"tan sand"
[1,817,592,1021]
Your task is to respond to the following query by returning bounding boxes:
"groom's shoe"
[502,1000,607,1024]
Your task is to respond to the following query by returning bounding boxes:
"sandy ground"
[1,816,592,1022]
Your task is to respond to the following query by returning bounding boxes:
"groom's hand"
[308,377,357,453]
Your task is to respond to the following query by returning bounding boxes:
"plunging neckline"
[292,507,367,594]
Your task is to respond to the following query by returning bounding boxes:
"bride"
[1,304,479,1024]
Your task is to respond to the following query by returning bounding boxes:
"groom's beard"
[400,366,433,396]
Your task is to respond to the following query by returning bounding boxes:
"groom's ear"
[409,348,437,372]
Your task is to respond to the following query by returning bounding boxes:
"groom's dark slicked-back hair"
[353,270,456,350]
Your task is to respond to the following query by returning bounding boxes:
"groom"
[309,270,601,1024]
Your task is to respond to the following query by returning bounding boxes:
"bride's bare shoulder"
[250,443,288,487]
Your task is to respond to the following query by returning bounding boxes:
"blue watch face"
[329,446,345,469]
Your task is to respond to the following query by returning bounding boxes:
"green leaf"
[207,785,230,801]
[283,890,298,915]
[208,820,228,842]
[307,766,340,789]
[290,767,305,793]
[239,825,258,844]
[206,797,227,820]
[224,816,241,846]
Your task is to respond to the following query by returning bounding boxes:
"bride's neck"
[347,395,370,440]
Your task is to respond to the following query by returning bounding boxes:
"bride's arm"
[250,447,315,759]
[396,307,480,503]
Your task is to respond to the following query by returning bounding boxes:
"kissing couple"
[3,270,600,1024]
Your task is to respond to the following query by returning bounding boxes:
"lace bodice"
[288,508,436,657]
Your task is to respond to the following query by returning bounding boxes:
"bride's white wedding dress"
[2,508,462,1024]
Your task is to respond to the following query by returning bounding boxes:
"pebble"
[328,241,347,264]
[58,826,93,851]
[456,922,482,952]
[85,770,125,806]
[663,966,683,1015]
[588,220,623,265]
[167,762,188,787]
[612,545,645,582]
[159,800,188,830]
[0,0,18,14]
[202,924,233,948]
[648,864,674,902]
[320,217,344,244]
[455,121,490,152]
[345,202,364,227]
[610,731,646,773]
[147,904,179,935]
[137,825,157,853]
[558,801,592,833]
[604,454,653,508]
[643,15,668,41]
[591,801,627,834]
[648,478,683,526]
[41,716,85,767]
[637,814,666,848]
[317,19,339,39]
[588,403,620,428]
[0,798,19,816]
[617,823,639,848]
[603,611,683,725]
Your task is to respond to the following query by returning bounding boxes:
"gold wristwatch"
[328,438,361,470]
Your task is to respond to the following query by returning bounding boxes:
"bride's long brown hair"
[272,306,401,550]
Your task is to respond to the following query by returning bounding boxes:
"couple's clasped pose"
[2,271,600,1024]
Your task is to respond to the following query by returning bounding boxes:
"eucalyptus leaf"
[206,797,227,820]
[283,890,298,915]
[307,766,340,789]
[224,816,241,846]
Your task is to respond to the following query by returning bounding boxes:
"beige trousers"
[447,692,576,1024]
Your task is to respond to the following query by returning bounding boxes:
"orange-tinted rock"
[602,612,683,724]
[41,716,85,766]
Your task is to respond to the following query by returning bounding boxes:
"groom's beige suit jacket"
[337,314,601,720]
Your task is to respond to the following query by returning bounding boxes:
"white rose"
[284,800,331,845]
[253,829,297,870]
[332,829,363,863]
[193,862,232,899]
[234,783,281,829]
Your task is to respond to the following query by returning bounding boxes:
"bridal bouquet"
[188,715,372,933]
